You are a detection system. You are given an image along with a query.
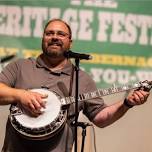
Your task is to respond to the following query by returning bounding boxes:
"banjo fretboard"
[61,80,152,105]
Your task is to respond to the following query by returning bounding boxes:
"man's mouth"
[48,45,60,49]
[51,44,60,46]
[48,42,62,46]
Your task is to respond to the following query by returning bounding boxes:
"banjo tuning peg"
[140,80,152,92]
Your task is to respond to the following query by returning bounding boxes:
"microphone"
[64,50,92,60]
[0,54,16,63]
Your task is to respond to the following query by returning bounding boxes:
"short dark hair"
[44,19,72,39]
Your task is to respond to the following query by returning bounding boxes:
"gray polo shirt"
[0,55,106,152]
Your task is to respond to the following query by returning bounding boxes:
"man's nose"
[51,33,59,39]
[51,36,59,41]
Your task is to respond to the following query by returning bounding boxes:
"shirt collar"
[36,54,73,76]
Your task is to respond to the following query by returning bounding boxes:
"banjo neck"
[60,80,152,106]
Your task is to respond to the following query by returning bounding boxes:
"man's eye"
[58,32,66,37]
[45,32,54,36]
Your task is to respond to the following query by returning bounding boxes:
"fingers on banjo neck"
[137,80,152,92]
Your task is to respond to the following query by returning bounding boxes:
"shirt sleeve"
[79,70,107,121]
[0,60,20,87]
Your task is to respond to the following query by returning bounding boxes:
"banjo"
[9,80,152,140]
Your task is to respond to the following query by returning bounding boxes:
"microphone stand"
[80,124,88,152]
[73,59,92,152]
[74,58,80,152]
[65,50,92,152]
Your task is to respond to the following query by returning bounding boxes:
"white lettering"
[124,14,137,44]
[0,5,6,34]
[49,8,61,19]
[137,15,152,45]
[97,12,111,41]
[111,13,125,43]
[63,8,78,39]
[78,10,93,40]
[5,6,21,36]
[21,7,32,37]
[90,68,104,82]
[31,7,48,37]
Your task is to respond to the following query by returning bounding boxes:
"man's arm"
[92,89,149,128]
[0,83,46,115]
[0,83,21,105]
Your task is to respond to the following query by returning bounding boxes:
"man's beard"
[43,48,65,58]
[42,40,66,58]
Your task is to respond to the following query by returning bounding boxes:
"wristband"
[123,98,134,108]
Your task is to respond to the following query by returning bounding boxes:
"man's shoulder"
[79,68,91,78]
[14,57,36,65]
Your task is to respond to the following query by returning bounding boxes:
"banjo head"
[9,89,67,140]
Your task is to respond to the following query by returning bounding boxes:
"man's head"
[42,19,72,58]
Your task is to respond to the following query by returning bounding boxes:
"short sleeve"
[78,70,107,121]
[0,60,20,87]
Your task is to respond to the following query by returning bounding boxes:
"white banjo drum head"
[15,89,61,128]
[10,89,67,140]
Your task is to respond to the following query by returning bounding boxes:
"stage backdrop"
[0,0,152,88]
[0,1,152,152]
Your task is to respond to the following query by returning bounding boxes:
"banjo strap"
[65,64,75,151]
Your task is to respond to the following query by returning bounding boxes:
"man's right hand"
[16,90,48,117]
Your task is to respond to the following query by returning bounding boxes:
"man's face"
[42,21,72,58]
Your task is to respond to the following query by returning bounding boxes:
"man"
[0,19,150,152]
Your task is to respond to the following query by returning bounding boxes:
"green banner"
[0,0,152,87]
